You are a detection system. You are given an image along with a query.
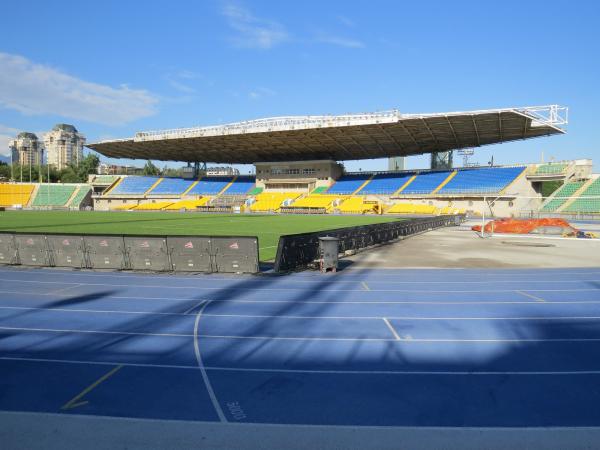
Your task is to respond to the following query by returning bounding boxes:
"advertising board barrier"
[14,234,48,266]
[274,215,464,272]
[84,236,127,270]
[211,237,259,273]
[0,234,17,265]
[167,237,212,272]
[0,232,259,274]
[46,235,86,268]
[125,236,171,271]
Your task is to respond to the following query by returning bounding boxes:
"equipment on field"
[472,218,598,238]
[318,236,339,273]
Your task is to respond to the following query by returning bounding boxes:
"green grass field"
[0,211,399,261]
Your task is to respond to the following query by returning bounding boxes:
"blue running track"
[1,266,600,426]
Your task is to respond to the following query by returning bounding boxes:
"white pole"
[481,196,485,238]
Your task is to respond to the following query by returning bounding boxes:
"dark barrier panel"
[211,237,259,273]
[46,235,86,268]
[84,236,127,270]
[14,234,48,266]
[274,215,463,272]
[0,234,17,265]
[124,237,171,271]
[2,232,259,274]
[167,237,212,272]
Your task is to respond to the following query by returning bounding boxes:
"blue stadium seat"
[187,177,233,195]
[327,174,371,194]
[224,176,256,195]
[110,176,159,195]
[401,171,453,194]
[358,172,415,195]
[149,178,195,195]
[438,166,525,194]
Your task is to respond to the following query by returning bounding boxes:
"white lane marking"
[1,278,599,293]
[51,284,82,295]
[361,281,370,291]
[1,269,600,284]
[6,304,600,321]
[183,300,206,315]
[516,290,546,302]
[5,325,600,343]
[2,267,600,278]
[0,290,599,305]
[193,300,227,423]
[382,318,400,340]
[4,355,600,376]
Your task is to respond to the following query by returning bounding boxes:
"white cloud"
[222,3,288,49]
[314,34,365,48]
[167,79,197,94]
[248,87,276,100]
[164,69,203,94]
[0,52,159,126]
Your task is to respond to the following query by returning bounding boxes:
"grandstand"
[0,183,35,207]
[327,174,372,195]
[336,197,380,214]
[8,105,600,218]
[563,176,600,213]
[535,163,568,175]
[249,192,301,212]
[187,177,232,195]
[0,183,91,209]
[540,181,585,212]
[109,176,160,195]
[147,178,195,195]
[225,176,256,195]
[31,185,77,207]
[285,194,344,213]
[357,172,415,195]
[437,166,526,195]
[399,171,454,195]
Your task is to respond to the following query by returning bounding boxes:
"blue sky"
[0,0,599,172]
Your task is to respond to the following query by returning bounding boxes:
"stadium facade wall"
[255,160,342,192]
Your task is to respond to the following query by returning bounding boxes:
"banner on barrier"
[14,234,48,266]
[125,237,171,271]
[46,235,86,268]
[0,234,17,265]
[211,237,259,273]
[84,236,127,269]
[167,237,212,272]
[4,232,260,274]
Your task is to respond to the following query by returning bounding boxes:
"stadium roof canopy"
[87,105,568,164]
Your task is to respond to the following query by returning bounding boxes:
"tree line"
[0,154,100,183]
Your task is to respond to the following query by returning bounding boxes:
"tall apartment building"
[43,124,85,170]
[9,132,43,166]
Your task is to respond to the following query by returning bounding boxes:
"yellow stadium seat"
[249,192,301,212]
[386,202,439,215]
[0,183,35,207]
[163,197,212,210]
[289,194,346,210]
[134,201,175,211]
[337,196,380,214]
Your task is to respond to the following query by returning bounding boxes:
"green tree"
[142,160,160,176]
[59,167,81,183]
